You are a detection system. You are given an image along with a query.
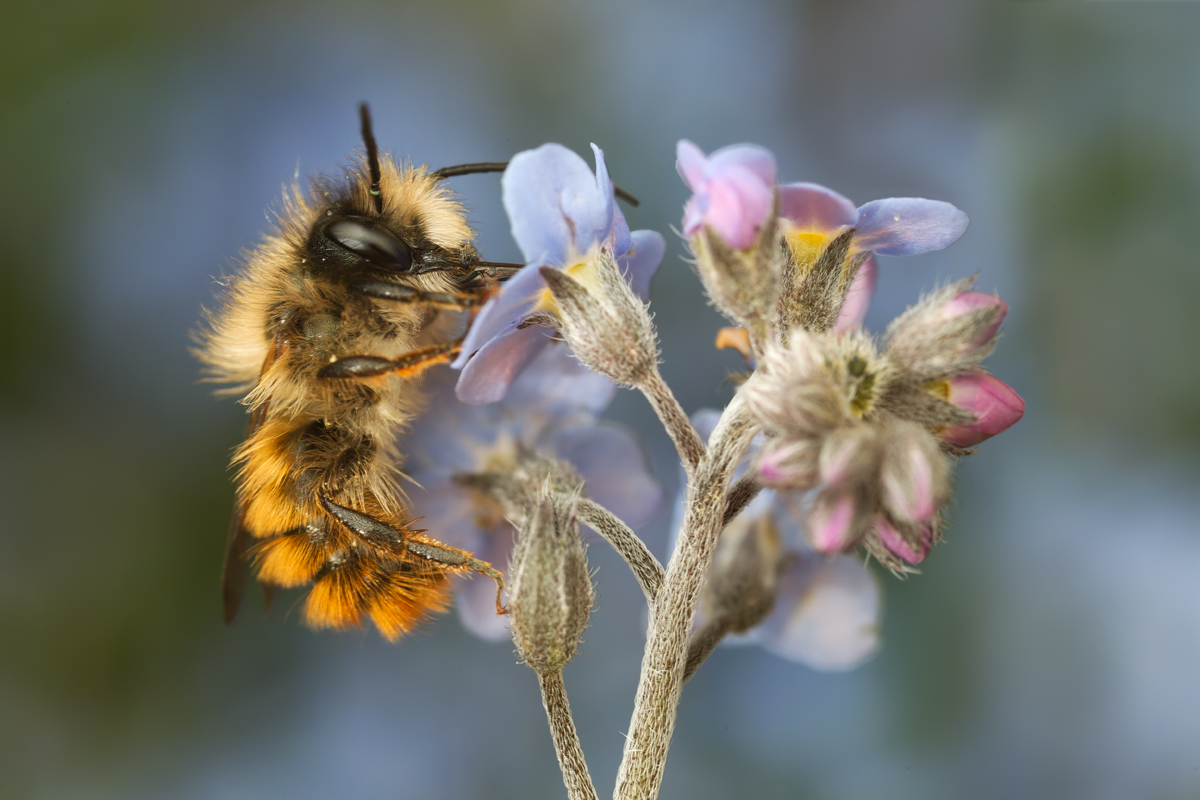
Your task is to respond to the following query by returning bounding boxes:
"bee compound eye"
[324,218,413,271]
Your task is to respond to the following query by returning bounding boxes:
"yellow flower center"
[785,230,828,263]
[532,249,605,317]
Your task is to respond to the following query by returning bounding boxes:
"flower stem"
[637,368,706,476]
[613,393,756,800]
[577,499,664,604]
[538,670,599,800]
[682,617,732,684]
[722,474,762,527]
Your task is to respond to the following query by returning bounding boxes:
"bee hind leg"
[321,493,507,615]
[406,538,508,616]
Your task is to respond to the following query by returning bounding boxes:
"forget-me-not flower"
[407,346,661,640]
[453,143,665,404]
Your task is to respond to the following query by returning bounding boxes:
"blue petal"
[754,554,881,670]
[506,344,616,422]
[853,198,969,256]
[591,144,629,257]
[403,370,497,473]
[503,144,595,265]
[452,264,546,368]
[619,230,665,300]
[455,325,554,404]
[409,478,482,552]
[778,182,858,230]
[454,523,515,642]
[692,408,722,443]
[554,423,662,529]
[611,203,633,259]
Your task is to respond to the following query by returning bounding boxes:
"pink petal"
[940,371,1025,447]
[777,182,858,231]
[873,516,931,565]
[833,255,878,333]
[705,143,777,187]
[808,491,862,553]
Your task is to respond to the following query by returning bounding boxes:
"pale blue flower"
[453,143,664,404]
[779,182,969,331]
[408,346,661,640]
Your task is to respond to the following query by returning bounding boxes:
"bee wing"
[221,493,253,624]
[222,330,289,624]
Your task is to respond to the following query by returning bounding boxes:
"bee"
[197,104,519,640]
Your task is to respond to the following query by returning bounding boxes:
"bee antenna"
[359,102,383,214]
[433,161,640,208]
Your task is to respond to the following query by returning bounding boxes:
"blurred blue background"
[2,1,1198,798]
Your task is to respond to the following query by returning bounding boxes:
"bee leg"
[322,494,508,615]
[351,281,490,311]
[320,495,406,550]
[406,539,508,616]
[317,337,464,380]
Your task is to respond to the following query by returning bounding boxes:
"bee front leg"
[317,337,465,380]
[351,281,491,311]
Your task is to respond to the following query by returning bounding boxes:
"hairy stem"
[578,499,664,604]
[613,393,756,800]
[637,368,706,476]
[722,474,762,527]
[538,671,598,800]
[682,617,732,684]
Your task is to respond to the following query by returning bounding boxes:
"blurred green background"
[2,1,1198,798]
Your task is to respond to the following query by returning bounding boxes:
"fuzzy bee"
[197,105,517,640]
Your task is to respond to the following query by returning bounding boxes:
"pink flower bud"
[757,439,819,489]
[880,434,945,523]
[940,371,1025,447]
[873,516,932,565]
[677,140,777,250]
[941,290,1007,348]
[807,490,865,553]
[818,426,878,487]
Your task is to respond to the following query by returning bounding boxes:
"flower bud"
[807,488,869,553]
[756,437,820,488]
[938,371,1025,447]
[508,487,593,674]
[884,278,1008,380]
[868,514,938,570]
[678,141,783,327]
[941,290,1007,349]
[700,512,785,635]
[690,203,784,328]
[538,253,658,388]
[818,425,880,487]
[879,421,949,523]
